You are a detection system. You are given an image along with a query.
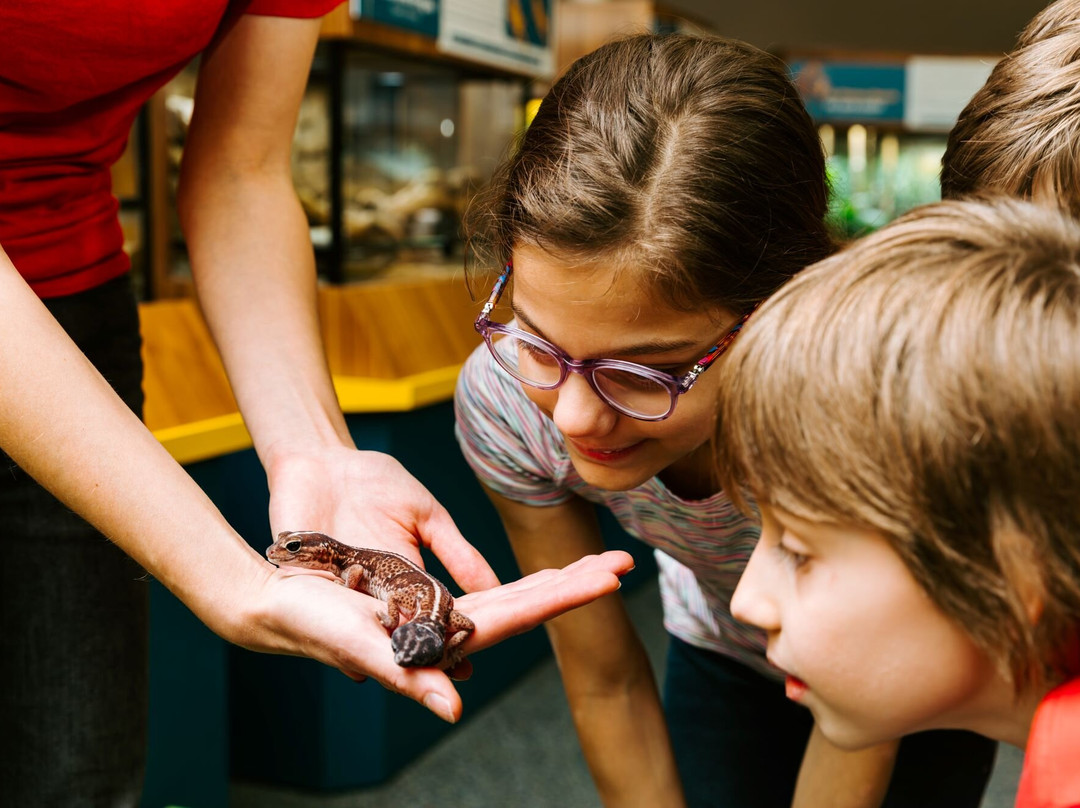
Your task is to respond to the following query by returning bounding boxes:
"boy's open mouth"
[785,674,808,701]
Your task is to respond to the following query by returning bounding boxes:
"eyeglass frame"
[473,261,753,421]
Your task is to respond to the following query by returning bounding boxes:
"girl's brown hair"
[466,33,834,315]
[715,197,1080,691]
[942,0,1080,218]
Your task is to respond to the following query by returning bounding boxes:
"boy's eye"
[774,540,810,570]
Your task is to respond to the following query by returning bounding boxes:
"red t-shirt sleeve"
[1015,678,1080,808]
[244,0,344,18]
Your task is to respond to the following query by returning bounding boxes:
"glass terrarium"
[301,44,526,281]
[157,45,526,289]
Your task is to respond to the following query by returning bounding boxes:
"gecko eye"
[285,539,302,553]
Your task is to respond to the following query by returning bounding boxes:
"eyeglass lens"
[488,331,673,417]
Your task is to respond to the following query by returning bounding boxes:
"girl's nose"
[550,371,619,438]
[730,540,782,633]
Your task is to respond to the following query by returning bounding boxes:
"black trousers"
[664,636,997,808]
[0,275,149,808]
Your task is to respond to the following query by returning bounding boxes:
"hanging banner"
[790,56,999,130]
[438,0,554,78]
[789,60,906,124]
[904,56,997,132]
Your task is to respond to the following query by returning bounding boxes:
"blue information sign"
[789,60,906,124]
[352,0,440,38]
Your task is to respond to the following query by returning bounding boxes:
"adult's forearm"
[0,254,268,640]
[177,14,350,469]
[180,167,352,465]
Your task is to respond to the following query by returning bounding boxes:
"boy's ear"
[1020,580,1045,626]
[995,525,1045,625]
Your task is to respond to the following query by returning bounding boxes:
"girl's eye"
[602,368,665,391]
[644,360,692,375]
[518,341,559,365]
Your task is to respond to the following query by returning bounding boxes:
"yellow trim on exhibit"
[154,365,462,465]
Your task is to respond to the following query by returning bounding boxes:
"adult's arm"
[485,486,685,808]
[176,13,495,591]
[0,243,632,720]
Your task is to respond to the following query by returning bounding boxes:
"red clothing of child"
[1015,678,1080,808]
[0,0,339,298]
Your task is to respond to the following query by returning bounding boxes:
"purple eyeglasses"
[473,261,752,421]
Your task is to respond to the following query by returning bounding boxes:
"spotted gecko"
[266,530,475,668]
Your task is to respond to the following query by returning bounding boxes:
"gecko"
[266,530,475,669]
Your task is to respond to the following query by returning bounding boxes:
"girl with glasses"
[454,34,996,808]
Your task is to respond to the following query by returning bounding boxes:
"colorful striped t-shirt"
[453,342,776,680]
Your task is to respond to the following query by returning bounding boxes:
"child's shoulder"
[1015,677,1080,808]
[454,342,571,488]
[456,340,541,424]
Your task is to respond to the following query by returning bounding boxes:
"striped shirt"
[453,342,776,680]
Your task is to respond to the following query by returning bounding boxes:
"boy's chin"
[812,711,900,751]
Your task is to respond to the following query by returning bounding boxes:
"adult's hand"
[264,443,500,593]
[248,549,635,722]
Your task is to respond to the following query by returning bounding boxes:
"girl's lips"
[785,674,809,701]
[568,440,644,463]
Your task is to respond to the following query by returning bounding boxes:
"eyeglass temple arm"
[476,262,514,326]
[680,309,755,386]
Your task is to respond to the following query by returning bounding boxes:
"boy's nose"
[551,372,618,437]
[730,541,781,633]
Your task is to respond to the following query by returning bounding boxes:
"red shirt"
[1015,677,1080,808]
[0,0,341,298]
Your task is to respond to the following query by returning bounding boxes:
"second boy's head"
[715,197,1080,748]
[942,0,1080,217]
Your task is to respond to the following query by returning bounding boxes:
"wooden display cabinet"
[121,8,532,299]
[556,0,711,75]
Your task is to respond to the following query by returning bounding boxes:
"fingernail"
[424,693,456,723]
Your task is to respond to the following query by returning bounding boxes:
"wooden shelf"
[318,5,534,79]
[556,1,712,76]
[141,273,490,463]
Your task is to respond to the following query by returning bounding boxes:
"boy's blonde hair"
[715,197,1080,691]
[942,0,1080,217]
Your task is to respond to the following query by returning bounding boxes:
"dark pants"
[0,275,149,808]
[664,636,997,808]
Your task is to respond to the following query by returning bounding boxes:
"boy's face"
[731,504,1001,749]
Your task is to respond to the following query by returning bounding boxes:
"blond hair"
[942,0,1080,217]
[715,197,1080,690]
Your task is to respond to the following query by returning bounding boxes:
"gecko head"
[266,530,336,571]
[391,619,445,667]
